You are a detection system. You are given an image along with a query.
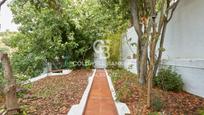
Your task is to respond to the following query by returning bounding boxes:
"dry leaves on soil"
[19,69,92,115]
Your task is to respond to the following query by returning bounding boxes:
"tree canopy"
[4,0,127,77]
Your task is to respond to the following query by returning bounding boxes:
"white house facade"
[121,0,204,98]
[0,0,18,32]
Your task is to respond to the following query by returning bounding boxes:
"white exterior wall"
[0,0,18,32]
[163,0,204,97]
[164,0,204,59]
[121,27,137,74]
[121,0,204,97]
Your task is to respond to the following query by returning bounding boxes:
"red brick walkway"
[83,69,118,115]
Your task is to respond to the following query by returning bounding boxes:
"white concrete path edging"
[68,69,96,115]
[23,69,72,84]
[105,69,131,115]
[48,69,72,77]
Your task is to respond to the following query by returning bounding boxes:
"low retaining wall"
[68,69,96,115]
[123,59,204,98]
[68,69,130,115]
[104,69,130,115]
[24,69,72,84]
[163,59,204,98]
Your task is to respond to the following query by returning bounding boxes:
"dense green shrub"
[154,67,184,92]
[151,96,164,112]
[84,59,93,69]
[7,0,128,77]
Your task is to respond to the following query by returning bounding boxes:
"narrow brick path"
[83,69,118,115]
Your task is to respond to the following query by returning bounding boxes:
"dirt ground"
[1,69,92,115]
[109,69,204,115]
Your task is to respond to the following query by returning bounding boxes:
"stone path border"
[105,69,131,115]
[83,69,118,115]
[68,69,96,115]
[68,69,130,115]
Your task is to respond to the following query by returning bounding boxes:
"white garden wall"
[121,27,137,74]
[163,0,204,97]
[163,0,204,59]
[121,0,204,98]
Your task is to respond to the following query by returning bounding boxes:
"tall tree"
[129,0,180,107]
[0,53,19,115]
[100,0,180,107]
[0,1,19,113]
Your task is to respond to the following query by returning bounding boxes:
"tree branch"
[130,0,142,38]
[167,0,180,22]
[0,0,7,7]
[153,17,168,77]
[157,0,166,33]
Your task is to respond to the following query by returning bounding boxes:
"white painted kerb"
[23,69,72,84]
[105,69,131,115]
[68,69,96,115]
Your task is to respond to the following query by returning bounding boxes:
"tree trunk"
[153,18,168,77]
[0,53,19,115]
[147,0,157,107]
[130,0,147,85]
[153,0,180,77]
[139,44,148,84]
[128,0,180,108]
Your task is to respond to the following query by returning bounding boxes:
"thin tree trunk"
[0,53,19,115]
[147,0,157,108]
[154,0,180,77]
[139,44,148,84]
[130,0,145,84]
[153,19,168,77]
[147,34,157,107]
[130,0,142,37]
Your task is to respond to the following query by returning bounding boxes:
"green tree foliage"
[6,0,126,77]
[99,0,129,68]
[99,0,129,20]
[105,32,122,68]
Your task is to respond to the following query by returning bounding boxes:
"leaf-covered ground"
[18,69,92,115]
[109,69,204,115]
